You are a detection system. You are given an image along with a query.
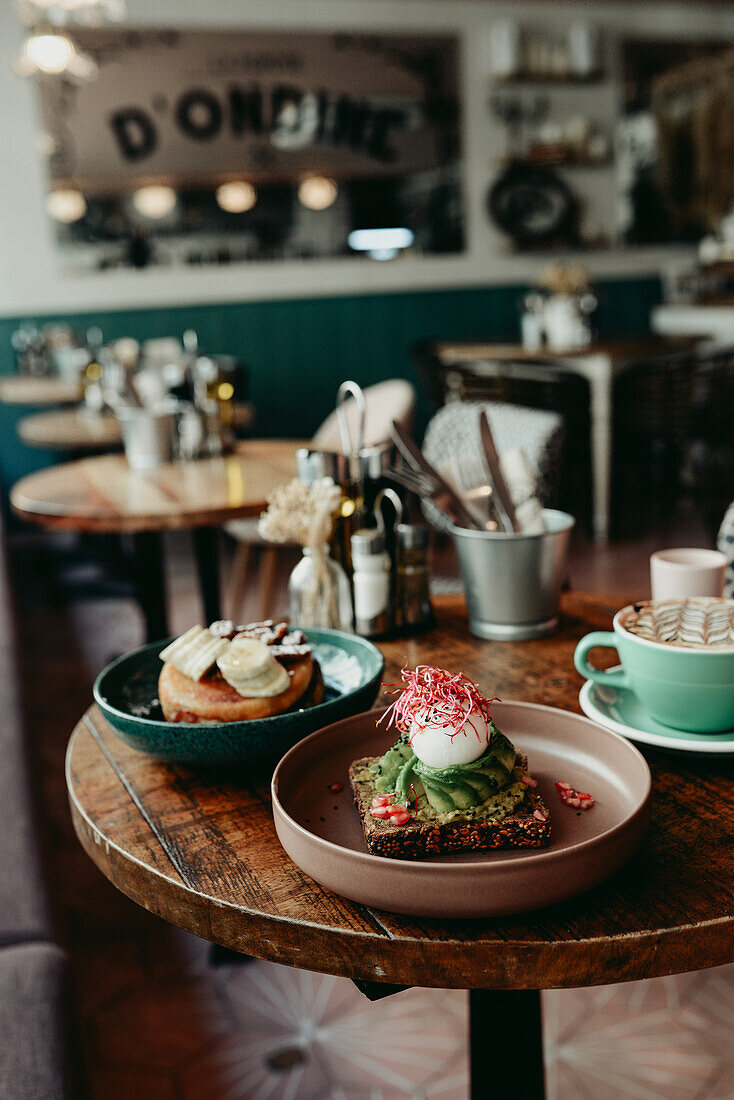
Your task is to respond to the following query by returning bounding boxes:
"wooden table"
[66,592,734,1099]
[11,439,306,640]
[433,338,698,542]
[652,302,734,344]
[17,408,123,452]
[0,375,82,406]
[16,403,256,453]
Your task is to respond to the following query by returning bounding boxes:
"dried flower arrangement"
[258,477,348,629]
[537,263,590,296]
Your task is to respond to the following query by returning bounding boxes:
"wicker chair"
[613,346,734,529]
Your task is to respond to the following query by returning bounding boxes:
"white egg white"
[410,708,489,768]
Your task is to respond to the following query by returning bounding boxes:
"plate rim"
[579,673,734,754]
[93,627,385,733]
[271,699,652,873]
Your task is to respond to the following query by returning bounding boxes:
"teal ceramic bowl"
[93,628,385,766]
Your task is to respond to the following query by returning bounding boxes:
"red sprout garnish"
[379,665,498,743]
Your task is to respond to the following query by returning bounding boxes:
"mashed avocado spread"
[357,721,528,825]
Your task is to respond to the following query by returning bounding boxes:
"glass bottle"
[288,545,353,632]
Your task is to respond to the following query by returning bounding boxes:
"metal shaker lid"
[351,527,386,555]
[397,522,429,550]
[296,444,392,485]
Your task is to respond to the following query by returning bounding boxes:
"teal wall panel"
[0,275,662,493]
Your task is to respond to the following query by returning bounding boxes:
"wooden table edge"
[65,722,734,991]
[10,495,265,533]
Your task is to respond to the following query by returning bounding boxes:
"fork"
[446,453,500,531]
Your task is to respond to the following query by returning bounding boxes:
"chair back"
[311,379,416,449]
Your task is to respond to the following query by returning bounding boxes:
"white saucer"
[579,668,734,754]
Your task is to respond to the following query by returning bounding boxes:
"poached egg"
[409,705,489,769]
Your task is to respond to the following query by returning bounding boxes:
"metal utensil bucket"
[451,509,575,640]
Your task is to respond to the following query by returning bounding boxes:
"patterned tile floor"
[79,926,734,1100]
[10,521,732,1100]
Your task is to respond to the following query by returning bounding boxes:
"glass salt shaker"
[351,526,392,639]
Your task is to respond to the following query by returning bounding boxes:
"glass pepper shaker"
[396,522,434,632]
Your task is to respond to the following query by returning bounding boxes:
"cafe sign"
[39,28,460,191]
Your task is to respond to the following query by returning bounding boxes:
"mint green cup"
[574,607,734,733]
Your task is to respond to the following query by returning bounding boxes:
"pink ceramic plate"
[271,702,652,918]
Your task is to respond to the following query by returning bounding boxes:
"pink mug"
[650,548,726,601]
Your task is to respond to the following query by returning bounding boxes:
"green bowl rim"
[93,627,385,733]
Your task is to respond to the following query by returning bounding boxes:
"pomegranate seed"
[328,783,343,793]
[555,779,594,810]
[533,809,547,822]
[390,811,410,825]
[371,795,391,808]
[370,805,390,819]
[521,774,538,788]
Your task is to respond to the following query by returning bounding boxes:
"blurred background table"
[17,408,123,452]
[10,438,305,640]
[0,375,83,406]
[16,401,255,454]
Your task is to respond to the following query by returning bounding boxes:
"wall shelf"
[490,72,605,87]
[494,156,613,171]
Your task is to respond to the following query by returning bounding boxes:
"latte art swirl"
[619,598,734,649]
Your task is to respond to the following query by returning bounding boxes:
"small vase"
[288,545,353,631]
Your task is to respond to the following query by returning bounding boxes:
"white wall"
[1,0,733,317]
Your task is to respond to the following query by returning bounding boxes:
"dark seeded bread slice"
[349,752,551,859]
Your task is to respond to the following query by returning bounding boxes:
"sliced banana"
[217,637,290,698]
[159,625,229,682]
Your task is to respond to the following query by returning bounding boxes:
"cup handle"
[574,632,630,690]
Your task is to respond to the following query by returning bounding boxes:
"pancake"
[159,653,322,724]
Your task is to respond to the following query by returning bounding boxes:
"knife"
[479,410,520,533]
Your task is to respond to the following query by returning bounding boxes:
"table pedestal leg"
[132,532,169,643]
[470,989,545,1099]
[193,527,221,624]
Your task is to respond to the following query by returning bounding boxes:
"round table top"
[11,438,307,533]
[0,375,82,406]
[16,402,255,452]
[66,592,734,991]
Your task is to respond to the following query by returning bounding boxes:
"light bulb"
[45,189,87,223]
[24,32,74,75]
[297,176,338,211]
[132,185,177,219]
[215,181,257,213]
